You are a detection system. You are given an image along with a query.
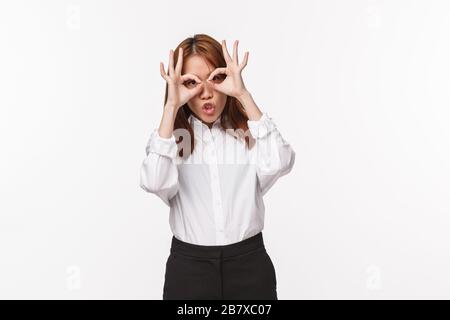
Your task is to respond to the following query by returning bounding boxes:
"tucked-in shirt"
[140,111,296,245]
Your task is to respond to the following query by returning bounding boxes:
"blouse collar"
[188,113,222,130]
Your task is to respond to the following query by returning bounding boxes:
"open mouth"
[202,103,215,115]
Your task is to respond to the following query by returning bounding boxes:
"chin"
[197,109,222,122]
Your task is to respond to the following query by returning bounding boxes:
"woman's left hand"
[207,40,249,99]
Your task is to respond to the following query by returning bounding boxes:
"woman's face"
[183,55,227,127]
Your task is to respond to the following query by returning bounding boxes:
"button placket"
[208,137,225,244]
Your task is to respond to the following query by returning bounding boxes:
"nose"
[199,80,214,99]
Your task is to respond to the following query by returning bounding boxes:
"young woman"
[140,34,296,300]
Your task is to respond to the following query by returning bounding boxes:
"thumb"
[206,79,217,89]
[191,82,204,95]
[207,80,223,93]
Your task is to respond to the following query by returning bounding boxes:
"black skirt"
[163,231,278,300]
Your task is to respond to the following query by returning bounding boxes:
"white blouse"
[140,111,296,245]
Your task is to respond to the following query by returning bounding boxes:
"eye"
[211,74,226,83]
[183,80,198,89]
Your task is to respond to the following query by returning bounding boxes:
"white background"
[1,0,449,299]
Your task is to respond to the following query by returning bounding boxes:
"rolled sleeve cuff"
[145,129,178,159]
[247,112,277,139]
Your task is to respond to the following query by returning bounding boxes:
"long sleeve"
[247,112,296,196]
[140,128,179,207]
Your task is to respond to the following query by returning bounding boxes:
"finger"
[160,62,169,81]
[186,82,204,98]
[181,73,202,83]
[193,82,204,93]
[207,67,227,81]
[205,80,217,91]
[240,51,249,69]
[233,40,239,65]
[221,40,232,63]
[175,47,183,75]
[209,81,225,94]
[168,49,175,76]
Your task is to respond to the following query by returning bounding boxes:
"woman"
[140,34,296,300]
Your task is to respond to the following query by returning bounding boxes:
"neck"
[191,113,219,129]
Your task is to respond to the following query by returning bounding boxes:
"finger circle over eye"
[182,74,201,83]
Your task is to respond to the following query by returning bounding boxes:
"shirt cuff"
[247,112,277,139]
[145,128,178,159]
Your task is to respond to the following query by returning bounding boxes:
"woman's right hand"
[160,48,204,110]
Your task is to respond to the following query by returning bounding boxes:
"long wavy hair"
[163,34,255,159]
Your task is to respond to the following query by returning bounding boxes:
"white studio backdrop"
[1,0,449,299]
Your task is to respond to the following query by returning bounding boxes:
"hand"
[160,47,204,110]
[206,40,249,98]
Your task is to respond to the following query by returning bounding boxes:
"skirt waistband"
[170,232,265,259]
